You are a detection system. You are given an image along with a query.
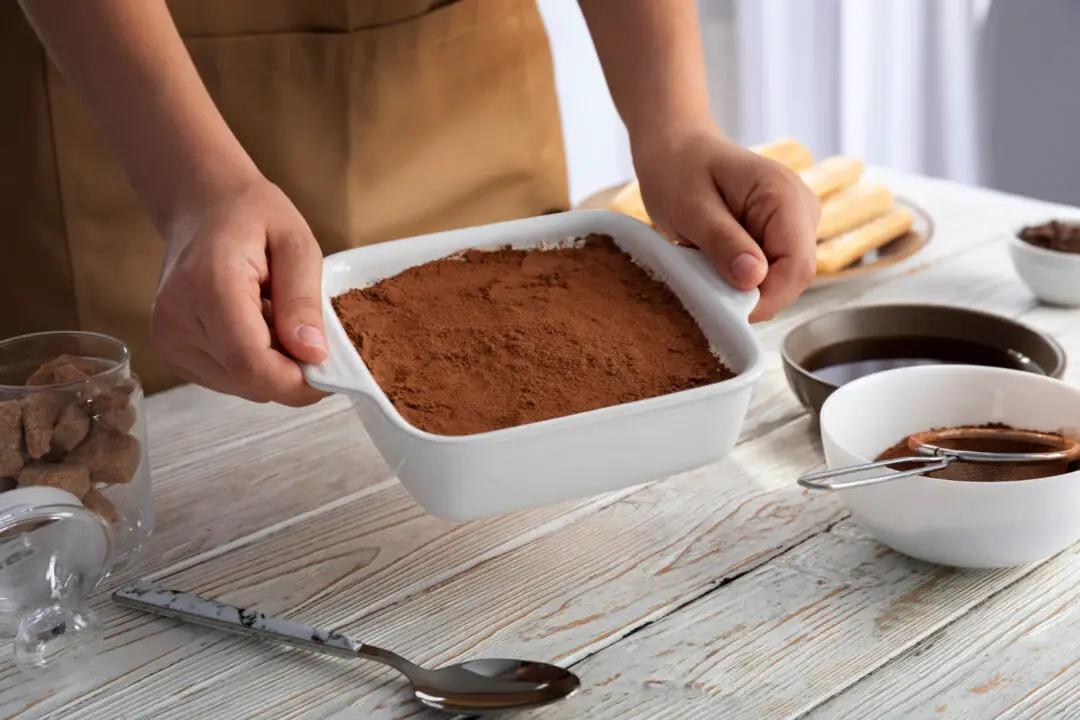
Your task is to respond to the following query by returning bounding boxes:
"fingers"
[750,255,813,323]
[749,185,819,322]
[675,185,768,292]
[201,264,325,407]
[150,307,234,394]
[155,249,325,407]
[268,230,328,365]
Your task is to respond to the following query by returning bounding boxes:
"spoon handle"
[113,581,369,661]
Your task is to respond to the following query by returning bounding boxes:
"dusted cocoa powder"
[333,234,735,436]
[875,424,1077,482]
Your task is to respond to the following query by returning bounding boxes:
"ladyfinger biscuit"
[816,208,914,274]
[607,180,689,246]
[799,156,864,198]
[751,138,814,171]
[607,180,652,226]
[817,183,895,240]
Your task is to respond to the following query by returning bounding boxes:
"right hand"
[151,177,329,406]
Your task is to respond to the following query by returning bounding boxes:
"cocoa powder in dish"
[332,234,735,436]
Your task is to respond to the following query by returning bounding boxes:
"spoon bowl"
[411,658,580,713]
[112,583,580,715]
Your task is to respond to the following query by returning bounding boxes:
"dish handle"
[302,358,359,396]
[301,305,371,397]
[677,246,760,319]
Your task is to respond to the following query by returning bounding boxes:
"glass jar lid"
[0,486,114,677]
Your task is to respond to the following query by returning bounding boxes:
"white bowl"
[303,210,765,521]
[1007,232,1080,307]
[817,364,1080,568]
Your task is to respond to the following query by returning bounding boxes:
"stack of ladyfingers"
[606,138,915,275]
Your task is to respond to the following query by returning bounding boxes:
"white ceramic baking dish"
[303,210,764,521]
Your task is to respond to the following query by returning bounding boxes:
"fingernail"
[297,324,327,351]
[730,253,762,284]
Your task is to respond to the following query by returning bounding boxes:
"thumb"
[679,194,768,291]
[268,232,328,365]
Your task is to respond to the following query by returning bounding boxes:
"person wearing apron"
[5,0,819,405]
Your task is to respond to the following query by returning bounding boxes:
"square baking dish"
[304,209,765,521]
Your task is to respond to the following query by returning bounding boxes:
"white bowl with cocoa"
[808,364,1080,568]
[304,210,764,521]
[1007,220,1080,307]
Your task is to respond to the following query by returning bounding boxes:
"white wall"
[536,0,633,205]
[537,0,738,205]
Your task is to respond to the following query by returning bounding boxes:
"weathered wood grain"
[808,545,1080,719]
[518,520,1048,720]
[22,419,844,720]
[0,480,647,718]
[120,392,388,580]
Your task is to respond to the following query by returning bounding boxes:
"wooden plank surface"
[808,546,1080,720]
[520,520,1047,720]
[11,419,844,719]
[4,169,1080,719]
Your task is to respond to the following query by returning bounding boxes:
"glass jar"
[0,331,152,676]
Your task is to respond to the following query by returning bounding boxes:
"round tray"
[576,182,935,287]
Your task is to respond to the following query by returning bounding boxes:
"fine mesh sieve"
[799,425,1080,491]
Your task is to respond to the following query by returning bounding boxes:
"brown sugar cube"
[18,461,91,498]
[51,403,91,454]
[26,355,102,386]
[0,400,25,478]
[87,390,136,433]
[68,425,141,485]
[21,393,63,460]
[0,477,17,493]
[81,489,119,524]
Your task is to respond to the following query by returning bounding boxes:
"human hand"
[632,121,821,322]
[151,177,329,406]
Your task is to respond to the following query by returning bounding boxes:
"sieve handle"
[798,456,952,491]
[918,446,1074,463]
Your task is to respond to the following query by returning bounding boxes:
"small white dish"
[303,210,765,521]
[1007,231,1080,307]
[815,364,1080,568]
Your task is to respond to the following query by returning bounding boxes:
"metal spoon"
[112,582,580,715]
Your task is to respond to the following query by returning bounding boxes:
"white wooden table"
[7,168,1080,719]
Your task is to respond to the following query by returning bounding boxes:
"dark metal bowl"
[781,303,1068,417]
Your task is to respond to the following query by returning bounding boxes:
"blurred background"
[540,0,1079,209]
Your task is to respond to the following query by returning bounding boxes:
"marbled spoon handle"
[113,582,369,661]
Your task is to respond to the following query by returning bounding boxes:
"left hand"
[632,121,821,322]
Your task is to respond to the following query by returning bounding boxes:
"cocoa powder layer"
[875,424,1077,482]
[333,234,735,436]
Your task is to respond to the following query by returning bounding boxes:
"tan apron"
[0,0,569,395]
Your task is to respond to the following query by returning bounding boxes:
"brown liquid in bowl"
[804,336,1044,387]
